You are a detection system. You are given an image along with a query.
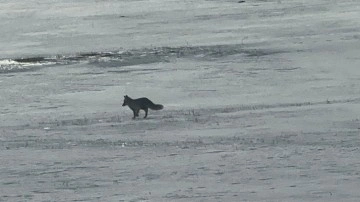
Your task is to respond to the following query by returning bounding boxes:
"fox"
[122,95,164,119]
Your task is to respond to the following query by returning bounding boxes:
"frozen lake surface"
[1,0,360,201]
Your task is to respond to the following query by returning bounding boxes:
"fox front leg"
[132,109,137,119]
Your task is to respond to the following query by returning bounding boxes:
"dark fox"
[122,95,164,119]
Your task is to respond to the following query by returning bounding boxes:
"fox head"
[122,95,130,106]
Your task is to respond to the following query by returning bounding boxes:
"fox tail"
[149,104,164,110]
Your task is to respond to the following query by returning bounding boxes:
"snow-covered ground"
[1,0,360,201]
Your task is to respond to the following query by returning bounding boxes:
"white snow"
[1,0,360,201]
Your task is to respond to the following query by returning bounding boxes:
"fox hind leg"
[143,108,148,118]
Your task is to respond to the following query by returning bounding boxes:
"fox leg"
[143,108,148,118]
[132,108,140,119]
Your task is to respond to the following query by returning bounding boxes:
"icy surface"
[1,0,360,201]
